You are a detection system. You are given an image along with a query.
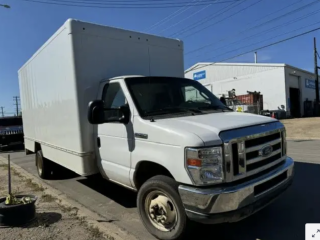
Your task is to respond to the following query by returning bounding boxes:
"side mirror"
[87,100,130,125]
[88,100,105,124]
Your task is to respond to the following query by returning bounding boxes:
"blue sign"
[305,78,320,89]
[193,70,206,81]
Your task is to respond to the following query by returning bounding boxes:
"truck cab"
[88,75,294,240]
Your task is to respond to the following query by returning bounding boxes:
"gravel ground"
[281,117,320,139]
[0,164,108,240]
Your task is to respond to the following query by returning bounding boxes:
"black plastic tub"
[0,195,37,227]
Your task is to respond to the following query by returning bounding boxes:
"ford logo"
[259,145,273,157]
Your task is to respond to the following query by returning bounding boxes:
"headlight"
[185,146,224,186]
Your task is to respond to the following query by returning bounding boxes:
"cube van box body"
[18,19,294,240]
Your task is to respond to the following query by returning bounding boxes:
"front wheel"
[137,175,188,240]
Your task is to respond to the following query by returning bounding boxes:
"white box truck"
[19,19,294,240]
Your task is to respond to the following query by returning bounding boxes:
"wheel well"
[34,142,41,166]
[134,161,174,190]
[34,142,41,152]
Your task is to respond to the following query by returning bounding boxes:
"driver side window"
[102,82,127,120]
[102,83,126,108]
[183,86,210,103]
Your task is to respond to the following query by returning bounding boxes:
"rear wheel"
[36,150,52,179]
[137,175,189,240]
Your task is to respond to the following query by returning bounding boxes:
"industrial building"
[185,62,320,118]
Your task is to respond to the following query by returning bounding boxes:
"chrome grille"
[220,121,286,182]
[0,129,23,135]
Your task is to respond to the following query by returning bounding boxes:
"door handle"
[97,137,101,148]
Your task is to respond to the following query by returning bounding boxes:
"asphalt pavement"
[0,140,319,240]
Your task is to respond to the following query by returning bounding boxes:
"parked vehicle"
[0,116,24,150]
[18,19,294,240]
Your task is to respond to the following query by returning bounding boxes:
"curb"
[0,155,137,240]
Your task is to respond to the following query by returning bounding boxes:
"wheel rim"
[37,154,43,176]
[144,190,178,232]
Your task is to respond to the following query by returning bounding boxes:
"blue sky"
[0,0,320,115]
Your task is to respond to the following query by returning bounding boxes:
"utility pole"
[314,38,320,116]
[13,96,20,116]
[0,107,4,117]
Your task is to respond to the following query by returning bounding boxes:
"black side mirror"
[88,100,105,124]
[88,100,130,125]
[118,105,130,124]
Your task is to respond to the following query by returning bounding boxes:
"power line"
[156,2,213,34]
[190,7,320,59]
[173,0,264,39]
[186,25,320,73]
[144,0,200,32]
[169,0,245,37]
[185,0,304,55]
[16,0,241,8]
[208,20,320,62]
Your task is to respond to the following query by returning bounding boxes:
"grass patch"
[105,234,115,240]
[0,164,9,170]
[60,205,79,216]
[41,194,56,203]
[24,178,45,192]
[87,225,104,239]
[77,216,86,225]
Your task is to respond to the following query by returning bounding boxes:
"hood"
[155,112,277,145]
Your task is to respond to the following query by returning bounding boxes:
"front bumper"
[178,157,294,224]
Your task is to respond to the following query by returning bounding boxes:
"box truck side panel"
[148,45,184,78]
[18,26,98,176]
[69,20,184,153]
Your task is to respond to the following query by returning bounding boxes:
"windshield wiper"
[144,107,202,116]
[199,105,232,112]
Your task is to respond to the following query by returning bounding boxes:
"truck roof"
[109,75,145,81]
[19,19,183,72]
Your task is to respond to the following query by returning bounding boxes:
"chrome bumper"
[178,157,294,224]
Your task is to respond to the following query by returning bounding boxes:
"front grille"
[221,122,286,182]
[0,129,23,135]
[245,132,282,172]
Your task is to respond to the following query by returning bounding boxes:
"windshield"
[0,117,23,127]
[125,77,230,118]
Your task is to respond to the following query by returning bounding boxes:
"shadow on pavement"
[78,161,320,239]
[186,161,320,240]
[48,163,79,181]
[28,212,62,228]
[77,174,137,208]
[292,140,315,143]
[0,212,63,229]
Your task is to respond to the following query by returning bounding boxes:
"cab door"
[97,80,133,187]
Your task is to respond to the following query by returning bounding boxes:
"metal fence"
[227,101,262,115]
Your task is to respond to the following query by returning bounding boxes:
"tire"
[35,150,51,179]
[137,175,188,240]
